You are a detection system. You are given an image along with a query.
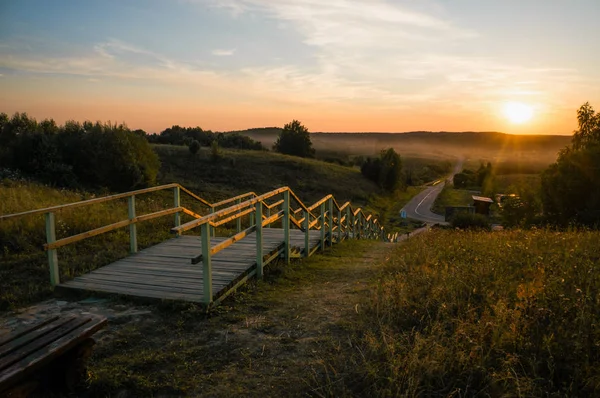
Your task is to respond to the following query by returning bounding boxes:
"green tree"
[273,120,315,158]
[378,148,403,192]
[541,103,600,226]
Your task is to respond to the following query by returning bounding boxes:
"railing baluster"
[45,212,60,286]
[303,210,310,257]
[346,207,351,240]
[283,190,290,264]
[128,195,137,253]
[337,206,342,243]
[256,201,263,279]
[266,204,271,228]
[328,198,334,246]
[236,198,242,233]
[201,223,212,305]
[320,202,326,251]
[173,186,181,235]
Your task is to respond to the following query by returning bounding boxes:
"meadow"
[321,229,600,397]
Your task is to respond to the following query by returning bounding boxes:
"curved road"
[402,160,463,225]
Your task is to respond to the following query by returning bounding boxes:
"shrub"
[450,212,490,230]
[188,139,201,154]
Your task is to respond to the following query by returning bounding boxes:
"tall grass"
[331,229,600,397]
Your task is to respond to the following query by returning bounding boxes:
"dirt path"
[2,239,395,397]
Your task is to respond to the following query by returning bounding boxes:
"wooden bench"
[0,315,107,397]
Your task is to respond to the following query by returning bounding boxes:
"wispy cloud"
[212,48,236,56]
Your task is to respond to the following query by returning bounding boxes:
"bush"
[188,139,201,154]
[360,148,403,192]
[0,113,160,191]
[450,212,490,230]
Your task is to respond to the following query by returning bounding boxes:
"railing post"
[250,210,255,228]
[201,223,212,305]
[358,213,363,239]
[283,190,290,264]
[266,205,271,229]
[352,211,357,240]
[256,201,263,279]
[173,186,181,235]
[45,212,60,286]
[128,195,138,253]
[328,198,334,246]
[337,207,342,243]
[236,198,242,233]
[346,207,351,240]
[320,202,326,251]
[303,210,310,257]
[210,207,215,237]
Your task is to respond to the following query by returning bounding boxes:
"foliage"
[210,140,221,161]
[450,212,490,230]
[431,186,474,214]
[188,139,200,154]
[147,125,264,150]
[273,120,315,158]
[501,184,543,228]
[454,162,493,191]
[360,148,403,192]
[332,229,600,397]
[541,102,600,227]
[0,112,160,191]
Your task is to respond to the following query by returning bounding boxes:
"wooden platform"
[58,228,324,303]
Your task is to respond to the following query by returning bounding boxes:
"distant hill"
[226,129,571,163]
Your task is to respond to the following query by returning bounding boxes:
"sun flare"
[504,102,534,124]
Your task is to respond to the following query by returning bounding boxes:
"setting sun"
[504,102,534,124]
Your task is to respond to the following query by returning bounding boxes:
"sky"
[1,0,599,135]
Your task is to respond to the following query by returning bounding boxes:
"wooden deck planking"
[59,228,323,303]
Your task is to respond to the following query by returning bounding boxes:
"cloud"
[212,48,236,56]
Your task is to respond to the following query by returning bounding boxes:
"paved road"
[402,160,464,225]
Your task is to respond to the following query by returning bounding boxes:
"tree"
[189,139,201,154]
[541,103,600,227]
[378,148,403,192]
[273,120,315,158]
[360,148,403,192]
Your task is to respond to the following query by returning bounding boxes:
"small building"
[472,195,494,215]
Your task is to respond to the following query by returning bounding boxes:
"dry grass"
[324,228,600,397]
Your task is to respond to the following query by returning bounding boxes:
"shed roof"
[472,195,494,203]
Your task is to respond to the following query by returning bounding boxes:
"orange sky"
[1,1,598,135]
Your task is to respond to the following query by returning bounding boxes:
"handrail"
[173,187,289,234]
[3,181,389,304]
[0,183,182,220]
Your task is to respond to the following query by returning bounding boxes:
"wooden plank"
[0,317,86,373]
[0,317,66,363]
[61,280,207,300]
[0,317,59,347]
[0,316,107,390]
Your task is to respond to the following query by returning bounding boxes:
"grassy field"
[494,173,542,194]
[432,185,475,214]
[321,229,600,397]
[155,144,380,205]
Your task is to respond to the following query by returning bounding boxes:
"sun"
[504,101,534,124]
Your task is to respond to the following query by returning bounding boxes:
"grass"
[319,229,600,397]
[494,173,541,193]
[154,144,380,205]
[364,186,426,234]
[84,239,388,397]
[432,185,475,214]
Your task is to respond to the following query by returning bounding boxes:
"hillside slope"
[155,145,380,204]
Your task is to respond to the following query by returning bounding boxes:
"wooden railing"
[1,184,387,303]
[171,186,385,304]
[0,184,256,286]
